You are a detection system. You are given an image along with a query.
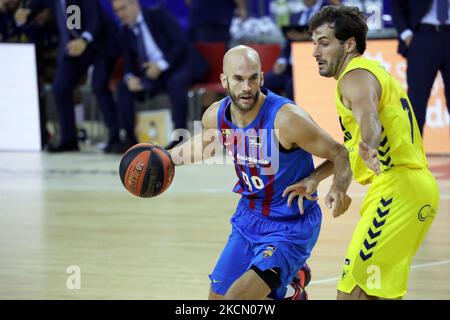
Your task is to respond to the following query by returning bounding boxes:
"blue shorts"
[209,203,322,296]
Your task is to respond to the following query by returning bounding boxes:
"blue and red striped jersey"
[217,88,318,219]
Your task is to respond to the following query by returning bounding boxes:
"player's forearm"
[169,132,219,166]
[309,160,334,183]
[331,146,352,192]
[169,134,202,166]
[360,112,382,150]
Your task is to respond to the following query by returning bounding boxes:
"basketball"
[119,143,175,198]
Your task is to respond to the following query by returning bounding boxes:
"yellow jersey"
[335,57,427,185]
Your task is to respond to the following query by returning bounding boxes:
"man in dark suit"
[390,0,450,135]
[93,0,124,153]
[17,0,122,152]
[112,0,208,150]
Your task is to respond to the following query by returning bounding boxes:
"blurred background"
[2,0,427,155]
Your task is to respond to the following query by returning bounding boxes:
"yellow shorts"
[337,167,439,299]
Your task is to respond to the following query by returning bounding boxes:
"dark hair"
[308,5,368,54]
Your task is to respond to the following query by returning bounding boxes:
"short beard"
[323,46,346,78]
[226,79,260,112]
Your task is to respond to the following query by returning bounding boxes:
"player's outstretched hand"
[359,141,381,175]
[282,177,319,215]
[325,188,352,218]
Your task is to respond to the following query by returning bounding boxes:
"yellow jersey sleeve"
[335,57,428,185]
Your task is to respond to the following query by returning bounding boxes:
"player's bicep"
[278,106,343,161]
[294,117,343,161]
[340,69,381,125]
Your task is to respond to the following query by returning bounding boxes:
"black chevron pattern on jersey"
[377,127,394,169]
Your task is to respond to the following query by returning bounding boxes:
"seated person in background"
[112,0,208,151]
[264,0,338,100]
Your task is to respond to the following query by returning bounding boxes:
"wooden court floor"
[0,150,449,300]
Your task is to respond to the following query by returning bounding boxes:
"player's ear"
[220,73,228,89]
[260,71,264,87]
[346,37,357,53]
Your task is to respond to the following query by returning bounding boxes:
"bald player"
[169,45,352,300]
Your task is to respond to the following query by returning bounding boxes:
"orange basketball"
[119,143,175,198]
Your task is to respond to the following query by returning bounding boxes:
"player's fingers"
[374,167,381,175]
[370,148,378,156]
[344,194,352,209]
[330,192,342,216]
[333,202,344,218]
[305,194,318,201]
[371,159,381,174]
[325,193,333,209]
[282,185,294,198]
[282,184,306,198]
[287,192,297,208]
[298,197,304,215]
[334,193,353,218]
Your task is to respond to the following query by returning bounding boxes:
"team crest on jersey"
[249,135,262,147]
[221,129,233,138]
[221,129,234,147]
[262,245,277,258]
[219,127,281,174]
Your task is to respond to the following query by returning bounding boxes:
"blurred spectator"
[186,0,247,44]
[390,0,450,135]
[112,0,208,150]
[93,0,126,153]
[16,0,123,153]
[16,0,100,152]
[264,0,335,100]
[0,0,22,42]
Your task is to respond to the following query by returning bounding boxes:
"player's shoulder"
[275,102,313,130]
[202,99,224,129]
[204,99,223,117]
[340,68,379,89]
[339,68,381,100]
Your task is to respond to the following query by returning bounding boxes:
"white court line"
[310,276,340,285]
[310,259,450,285]
[410,259,450,270]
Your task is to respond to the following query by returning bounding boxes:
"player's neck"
[231,92,266,128]
[334,53,361,80]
